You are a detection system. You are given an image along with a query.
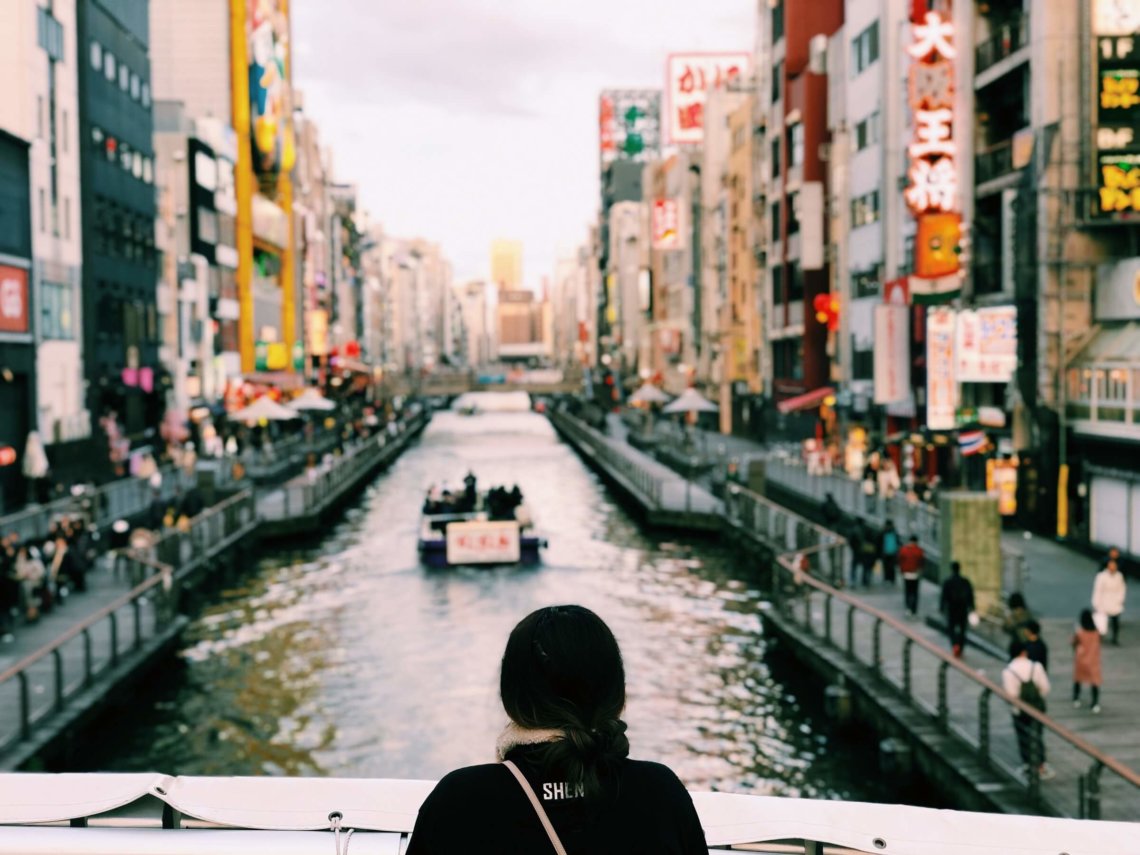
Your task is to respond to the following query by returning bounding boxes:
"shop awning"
[777,386,835,414]
[1070,322,1140,365]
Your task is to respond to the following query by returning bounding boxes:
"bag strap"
[502,760,568,855]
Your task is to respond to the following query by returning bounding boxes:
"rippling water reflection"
[76,412,934,804]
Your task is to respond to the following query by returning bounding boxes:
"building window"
[130,73,140,101]
[788,122,804,167]
[63,197,70,240]
[37,7,64,62]
[38,188,46,232]
[774,339,804,380]
[771,136,781,179]
[771,200,781,243]
[852,346,874,380]
[852,20,880,76]
[771,264,785,304]
[852,265,883,299]
[853,111,880,152]
[197,208,219,244]
[788,263,804,301]
[61,110,69,153]
[41,282,75,340]
[772,0,785,42]
[787,192,800,235]
[119,63,129,92]
[902,234,915,273]
[141,82,151,108]
[851,189,881,227]
[36,96,44,138]
[771,60,783,104]
[143,157,154,184]
[104,50,116,82]
[90,40,102,70]
[132,151,143,179]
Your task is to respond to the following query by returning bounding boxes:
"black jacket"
[406,748,706,855]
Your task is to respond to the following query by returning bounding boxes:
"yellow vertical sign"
[278,0,296,372]
[231,0,255,373]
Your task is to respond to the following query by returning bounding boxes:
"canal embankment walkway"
[551,409,1140,822]
[0,411,430,770]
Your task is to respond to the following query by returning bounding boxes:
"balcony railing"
[975,139,1017,185]
[975,14,1030,75]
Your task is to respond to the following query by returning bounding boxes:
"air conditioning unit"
[809,34,828,75]
[818,142,831,162]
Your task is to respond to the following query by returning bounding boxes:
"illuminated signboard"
[665,52,751,145]
[905,11,960,302]
[652,199,681,250]
[1092,0,1140,218]
[599,90,661,170]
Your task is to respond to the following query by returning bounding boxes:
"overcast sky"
[292,0,753,287]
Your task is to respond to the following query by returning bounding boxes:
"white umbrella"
[229,395,300,422]
[22,431,50,479]
[289,388,337,412]
[663,388,719,415]
[629,384,672,406]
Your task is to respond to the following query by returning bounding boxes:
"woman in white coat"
[1092,559,1127,646]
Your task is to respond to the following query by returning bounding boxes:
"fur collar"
[495,722,565,761]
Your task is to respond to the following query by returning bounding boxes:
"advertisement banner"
[874,304,910,404]
[652,199,681,250]
[1091,0,1140,219]
[599,90,661,169]
[0,265,29,334]
[956,306,1017,383]
[306,308,329,357]
[926,307,958,431]
[446,521,521,565]
[666,52,751,145]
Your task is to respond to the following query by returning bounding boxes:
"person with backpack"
[940,561,975,658]
[856,520,879,587]
[1002,640,1054,780]
[879,520,901,585]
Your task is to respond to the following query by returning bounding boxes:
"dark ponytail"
[500,605,630,801]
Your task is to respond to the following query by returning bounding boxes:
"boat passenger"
[406,604,706,854]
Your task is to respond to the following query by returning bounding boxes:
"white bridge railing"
[0,773,1134,854]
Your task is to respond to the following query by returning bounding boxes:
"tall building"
[455,280,491,369]
[0,0,88,503]
[490,238,523,290]
[77,0,161,441]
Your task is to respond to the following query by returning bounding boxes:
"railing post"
[83,629,93,687]
[52,648,64,713]
[937,661,949,731]
[132,598,143,649]
[18,672,31,740]
[978,689,991,766]
[109,612,119,666]
[824,594,832,643]
[902,639,913,699]
[872,619,882,675]
[1086,761,1103,820]
[845,605,855,660]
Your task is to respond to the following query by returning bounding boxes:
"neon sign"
[905,12,957,215]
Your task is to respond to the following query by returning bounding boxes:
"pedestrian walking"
[940,561,975,658]
[879,520,901,585]
[898,535,925,617]
[1071,609,1103,714]
[1091,559,1127,646]
[856,520,879,587]
[1002,640,1054,780]
[846,520,863,588]
[1003,592,1035,647]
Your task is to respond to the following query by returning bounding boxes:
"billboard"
[0,265,29,335]
[600,90,661,169]
[873,304,910,404]
[926,307,958,431]
[1092,1,1140,219]
[955,306,1018,383]
[652,199,681,250]
[666,52,751,145]
[247,0,295,177]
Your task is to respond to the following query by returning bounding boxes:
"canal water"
[76,412,937,805]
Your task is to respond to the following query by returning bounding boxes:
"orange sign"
[914,213,962,279]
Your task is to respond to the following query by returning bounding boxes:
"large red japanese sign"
[666,52,751,145]
[0,265,29,335]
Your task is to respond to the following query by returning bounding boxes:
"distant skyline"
[292,0,753,284]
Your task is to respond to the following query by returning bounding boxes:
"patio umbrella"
[289,388,337,412]
[229,395,300,422]
[629,384,672,406]
[662,388,719,415]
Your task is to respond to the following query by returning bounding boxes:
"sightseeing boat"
[417,483,546,568]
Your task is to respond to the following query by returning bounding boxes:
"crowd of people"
[0,515,97,642]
